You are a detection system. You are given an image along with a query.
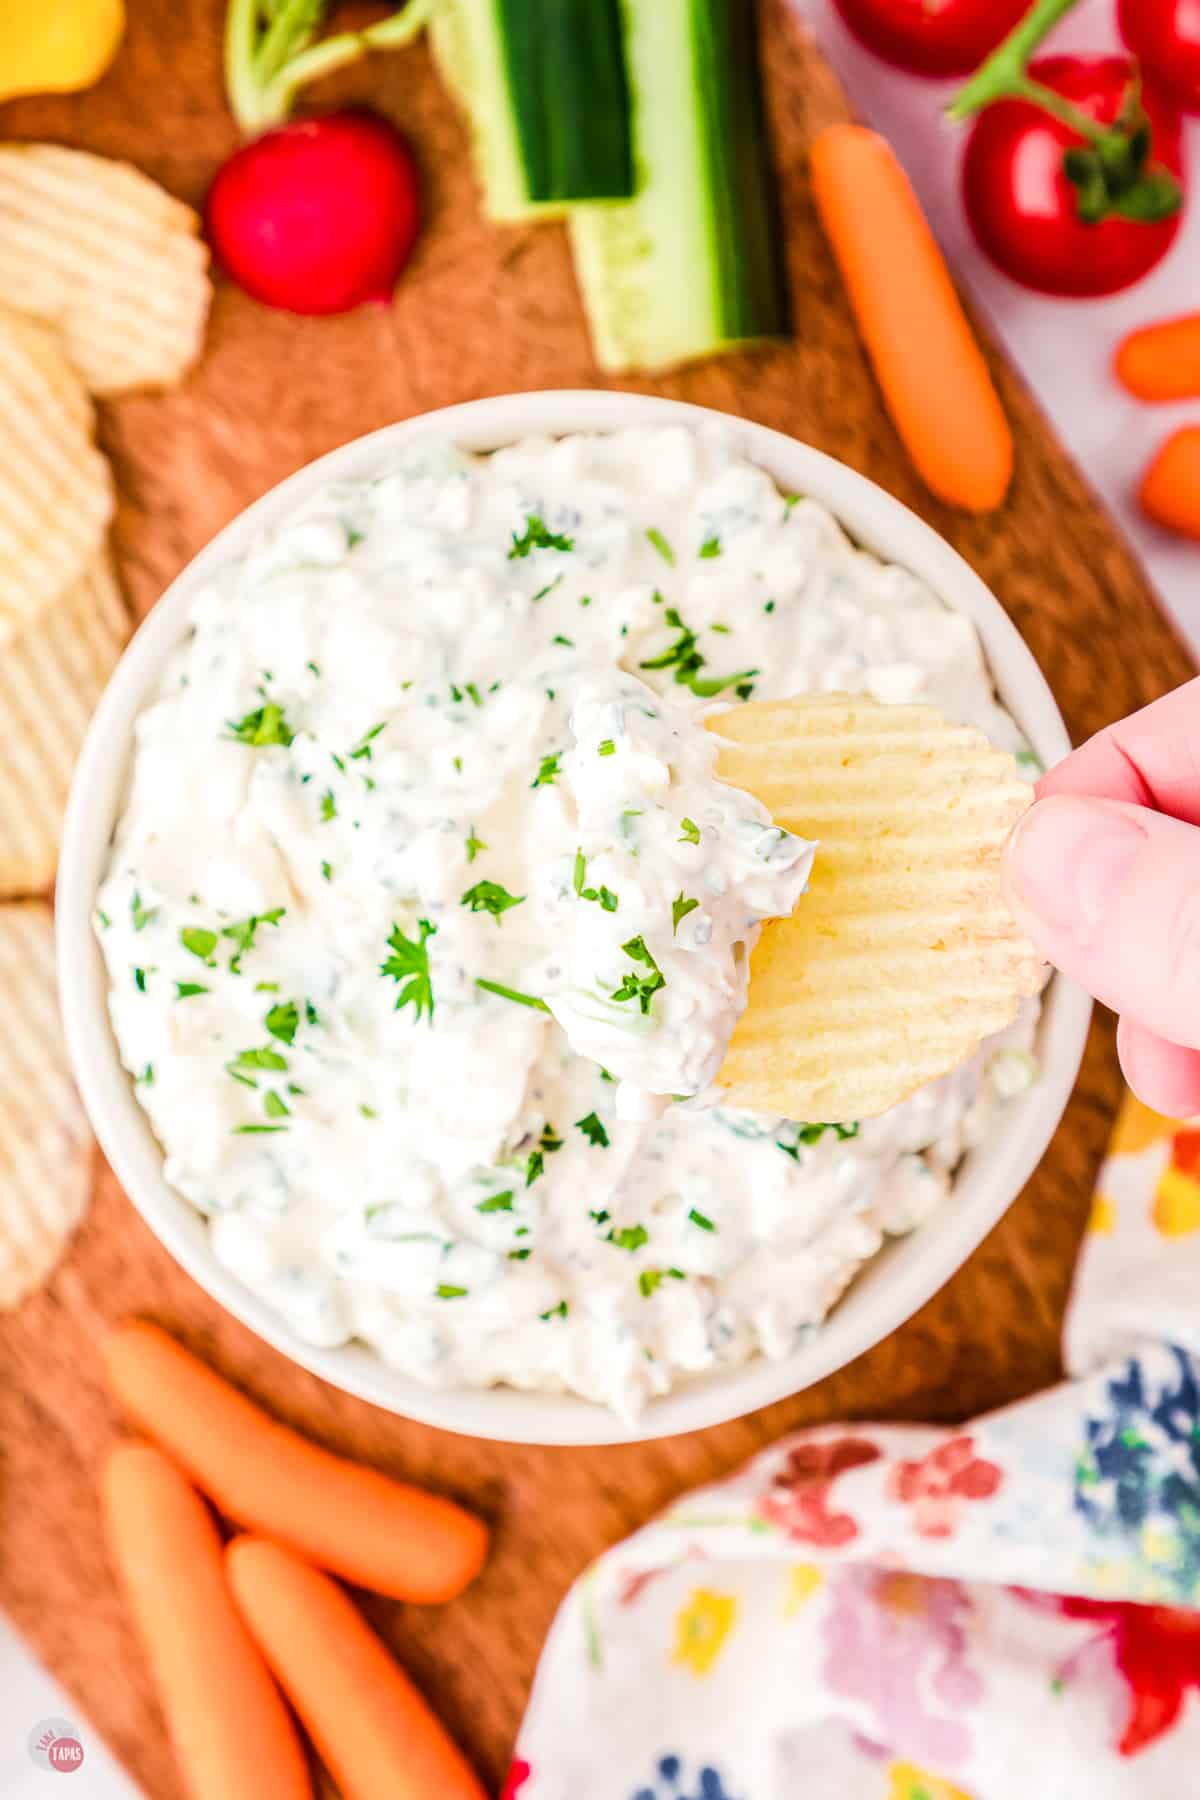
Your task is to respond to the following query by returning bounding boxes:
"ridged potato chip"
[711,694,1042,1122]
[0,309,112,644]
[0,903,91,1308]
[0,551,130,895]
[0,143,211,394]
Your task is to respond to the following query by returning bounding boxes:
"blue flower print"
[630,1752,741,1800]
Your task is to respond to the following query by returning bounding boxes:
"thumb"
[1005,793,1200,1051]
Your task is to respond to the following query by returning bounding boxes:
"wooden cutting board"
[0,3,1194,1794]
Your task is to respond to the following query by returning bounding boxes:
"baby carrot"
[810,123,1013,513]
[1140,426,1200,543]
[103,1320,488,1603]
[227,1536,487,1800]
[1116,314,1200,402]
[101,1444,312,1800]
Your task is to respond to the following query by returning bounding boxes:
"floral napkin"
[507,1094,1200,1800]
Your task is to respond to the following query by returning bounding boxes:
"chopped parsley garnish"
[777,1122,860,1160]
[552,634,574,648]
[688,1208,715,1232]
[638,605,757,700]
[131,892,158,933]
[699,535,721,559]
[508,514,574,559]
[525,1121,563,1187]
[476,1191,514,1214]
[475,978,550,1012]
[461,880,525,921]
[465,681,483,707]
[264,999,300,1044]
[531,752,561,789]
[611,936,665,1016]
[138,1063,154,1085]
[222,908,285,972]
[228,1046,288,1080]
[610,1224,648,1252]
[573,849,618,913]
[531,574,564,603]
[784,493,802,514]
[307,659,322,676]
[678,817,701,846]
[672,894,700,934]
[255,981,278,992]
[349,721,386,762]
[180,926,218,964]
[509,1248,532,1261]
[575,1111,609,1148]
[233,1124,287,1135]
[597,738,615,757]
[360,1104,377,1119]
[645,526,675,565]
[380,918,436,1022]
[228,703,293,747]
[305,999,319,1026]
[540,1300,568,1321]
[638,1268,685,1298]
[764,599,776,614]
[320,790,337,822]
[174,980,207,999]
[321,861,333,883]
[263,1089,290,1119]
[579,594,592,607]
[436,1283,468,1299]
[465,828,487,864]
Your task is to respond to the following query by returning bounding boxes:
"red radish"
[207,112,420,316]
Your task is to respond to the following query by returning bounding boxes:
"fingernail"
[1005,796,1146,949]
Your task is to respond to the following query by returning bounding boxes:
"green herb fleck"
[610,1224,648,1252]
[576,1111,609,1148]
[349,722,386,762]
[612,936,665,1015]
[138,1063,154,1085]
[531,574,564,603]
[436,1284,468,1299]
[764,599,776,614]
[540,1300,568,1321]
[228,703,293,747]
[305,1000,319,1026]
[509,515,574,559]
[678,817,700,847]
[461,880,525,921]
[131,892,158,933]
[645,527,675,565]
[597,739,615,757]
[264,999,300,1045]
[531,752,561,789]
[476,1191,514,1214]
[307,659,322,676]
[321,861,333,882]
[320,790,337,822]
[465,681,483,708]
[552,634,574,648]
[672,894,700,934]
[688,1208,715,1232]
[175,980,207,999]
[475,978,549,1012]
[263,1089,290,1119]
[222,908,285,971]
[699,535,721,559]
[465,828,487,864]
[360,1104,377,1119]
[509,1248,532,1261]
[380,918,437,1022]
[180,926,217,964]
[255,981,279,993]
[233,1124,287,1135]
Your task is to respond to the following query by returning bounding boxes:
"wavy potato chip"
[0,903,91,1308]
[0,309,112,644]
[0,551,130,895]
[0,143,211,394]
[712,694,1042,1122]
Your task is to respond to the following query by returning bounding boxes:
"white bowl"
[57,391,1091,1446]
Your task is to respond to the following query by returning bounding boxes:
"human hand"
[1004,677,1200,1118]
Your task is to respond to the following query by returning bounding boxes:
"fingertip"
[1117,1016,1200,1121]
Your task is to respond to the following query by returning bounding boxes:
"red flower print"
[1059,1598,1200,1756]
[758,1436,882,1547]
[886,1436,1002,1538]
[501,1757,532,1799]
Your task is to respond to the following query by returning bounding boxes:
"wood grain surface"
[1,4,1195,1794]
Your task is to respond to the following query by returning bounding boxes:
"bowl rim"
[57,389,1092,1446]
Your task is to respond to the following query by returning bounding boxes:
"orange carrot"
[1139,426,1200,543]
[227,1536,487,1800]
[810,123,1013,513]
[103,1320,488,1603]
[101,1444,312,1800]
[1116,314,1200,402]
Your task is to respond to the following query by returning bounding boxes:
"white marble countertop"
[4,1,1198,1791]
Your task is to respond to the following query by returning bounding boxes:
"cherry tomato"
[832,0,1029,78]
[961,57,1184,298]
[1119,0,1200,113]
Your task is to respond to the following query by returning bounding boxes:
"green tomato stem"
[946,0,1086,122]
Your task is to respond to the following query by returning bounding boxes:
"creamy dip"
[96,427,1039,1418]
